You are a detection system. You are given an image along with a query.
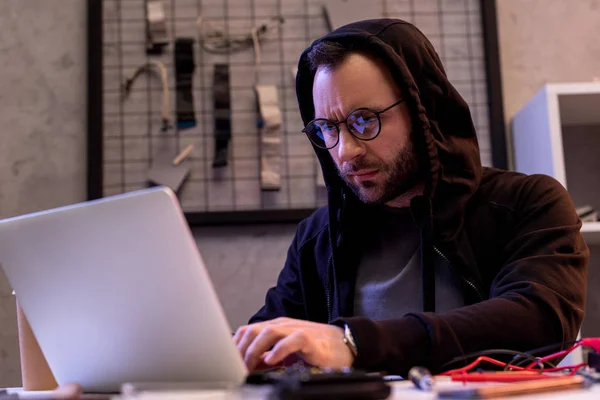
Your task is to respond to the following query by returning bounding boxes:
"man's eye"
[319,124,336,133]
[351,113,375,124]
[361,117,375,123]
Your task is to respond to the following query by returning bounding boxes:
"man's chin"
[341,176,387,204]
[347,177,417,205]
[352,185,386,205]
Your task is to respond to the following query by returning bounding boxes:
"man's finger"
[237,325,261,358]
[251,352,285,371]
[233,323,259,345]
[232,326,246,345]
[244,326,285,371]
[263,331,308,367]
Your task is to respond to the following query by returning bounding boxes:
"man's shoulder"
[295,205,330,248]
[478,167,568,211]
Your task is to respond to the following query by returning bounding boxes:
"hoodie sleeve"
[333,175,589,376]
[248,228,307,323]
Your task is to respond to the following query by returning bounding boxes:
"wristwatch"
[342,323,358,358]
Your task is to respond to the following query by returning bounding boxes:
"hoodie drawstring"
[411,196,436,313]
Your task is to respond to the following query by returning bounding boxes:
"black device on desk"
[248,364,391,400]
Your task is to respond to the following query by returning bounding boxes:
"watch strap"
[174,38,197,130]
[213,63,231,167]
[342,323,358,358]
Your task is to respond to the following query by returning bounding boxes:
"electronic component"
[577,366,600,382]
[588,351,600,370]
[145,0,169,54]
[254,364,391,400]
[409,366,434,391]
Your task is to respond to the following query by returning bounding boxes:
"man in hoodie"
[233,19,589,376]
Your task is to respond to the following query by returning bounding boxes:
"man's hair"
[306,41,356,73]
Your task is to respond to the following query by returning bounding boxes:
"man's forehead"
[312,57,399,115]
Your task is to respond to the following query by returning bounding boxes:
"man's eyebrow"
[321,104,380,116]
[313,102,396,121]
[312,114,339,123]
[312,111,340,122]
[362,102,397,110]
[352,100,396,110]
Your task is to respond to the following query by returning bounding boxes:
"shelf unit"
[512,82,600,365]
[513,82,600,238]
[582,222,600,245]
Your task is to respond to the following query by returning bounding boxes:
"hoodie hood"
[296,18,482,252]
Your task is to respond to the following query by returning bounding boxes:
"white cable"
[251,24,261,84]
[123,61,170,130]
[196,15,284,55]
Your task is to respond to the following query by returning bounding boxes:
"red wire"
[543,363,586,374]
[438,356,527,376]
[441,361,585,379]
[524,344,580,370]
[440,339,590,377]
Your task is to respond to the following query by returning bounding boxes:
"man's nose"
[337,127,365,163]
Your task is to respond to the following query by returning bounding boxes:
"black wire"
[509,355,556,369]
[506,356,551,370]
[522,340,580,356]
[441,349,545,371]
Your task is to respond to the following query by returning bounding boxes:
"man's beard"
[336,142,421,205]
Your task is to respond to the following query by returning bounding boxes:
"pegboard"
[87,0,506,225]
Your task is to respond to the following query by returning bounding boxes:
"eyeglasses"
[302,99,405,150]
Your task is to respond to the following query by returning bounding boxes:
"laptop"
[0,186,248,393]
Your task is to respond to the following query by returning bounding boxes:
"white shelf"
[513,82,600,247]
[544,82,600,127]
[558,92,600,126]
[582,222,600,245]
[512,81,600,188]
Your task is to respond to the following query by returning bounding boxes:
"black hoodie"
[250,19,588,376]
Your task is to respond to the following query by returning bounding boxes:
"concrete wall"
[496,0,600,339]
[1,0,600,387]
[0,0,88,385]
[0,1,294,386]
[496,0,600,166]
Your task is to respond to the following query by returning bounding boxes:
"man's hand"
[233,317,355,371]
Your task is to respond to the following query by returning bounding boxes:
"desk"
[115,380,600,400]
[6,380,600,400]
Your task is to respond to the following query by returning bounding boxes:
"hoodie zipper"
[432,245,484,301]
[325,193,344,323]
[325,253,333,322]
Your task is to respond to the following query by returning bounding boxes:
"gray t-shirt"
[353,206,465,320]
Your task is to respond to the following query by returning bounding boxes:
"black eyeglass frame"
[302,98,405,149]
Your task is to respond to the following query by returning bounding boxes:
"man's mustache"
[340,160,382,175]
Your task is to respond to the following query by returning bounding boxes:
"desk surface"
[117,380,600,400]
[7,380,600,400]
